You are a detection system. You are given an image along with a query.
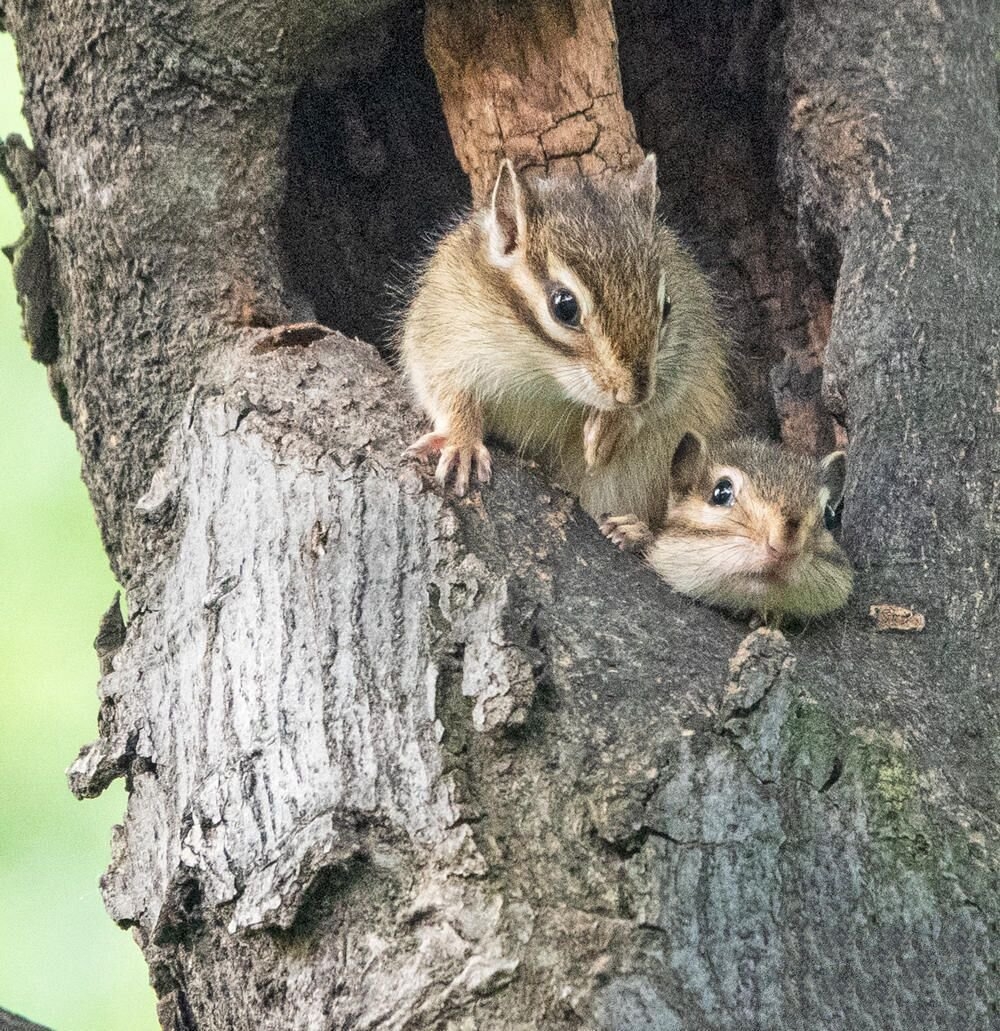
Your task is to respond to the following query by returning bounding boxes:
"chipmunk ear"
[487,159,527,265]
[630,152,659,222]
[670,431,708,496]
[820,450,847,511]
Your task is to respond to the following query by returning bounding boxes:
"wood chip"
[868,604,925,632]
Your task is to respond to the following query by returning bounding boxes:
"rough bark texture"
[3,0,998,1029]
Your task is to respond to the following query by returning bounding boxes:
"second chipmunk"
[602,433,853,621]
[398,155,732,527]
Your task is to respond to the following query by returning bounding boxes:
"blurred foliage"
[0,33,158,1031]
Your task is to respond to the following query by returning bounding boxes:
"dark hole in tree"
[615,0,841,455]
[279,3,469,348]
[281,0,840,454]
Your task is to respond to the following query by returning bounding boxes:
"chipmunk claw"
[407,432,491,496]
[600,513,653,553]
[432,441,492,496]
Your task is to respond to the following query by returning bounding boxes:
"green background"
[0,34,159,1031]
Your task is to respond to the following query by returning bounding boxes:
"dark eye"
[823,503,841,530]
[549,287,580,328]
[662,295,672,321]
[711,478,735,506]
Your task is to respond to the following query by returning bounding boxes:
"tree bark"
[3,1,998,1029]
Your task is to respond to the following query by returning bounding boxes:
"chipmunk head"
[657,433,853,619]
[480,156,668,411]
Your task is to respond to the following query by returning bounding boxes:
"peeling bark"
[3,0,998,1028]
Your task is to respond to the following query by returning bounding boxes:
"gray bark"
[2,0,997,1029]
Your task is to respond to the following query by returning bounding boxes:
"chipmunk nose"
[765,531,793,564]
[765,539,800,568]
[616,367,654,406]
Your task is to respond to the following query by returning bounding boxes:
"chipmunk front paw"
[583,409,631,470]
[405,432,492,496]
[600,513,654,553]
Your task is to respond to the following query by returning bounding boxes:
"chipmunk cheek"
[552,363,614,409]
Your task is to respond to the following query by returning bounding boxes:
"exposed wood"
[425,0,644,200]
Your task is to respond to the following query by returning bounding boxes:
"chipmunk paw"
[600,513,653,553]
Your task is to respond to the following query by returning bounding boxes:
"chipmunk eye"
[711,478,735,506]
[662,295,672,321]
[549,287,580,328]
[823,503,841,530]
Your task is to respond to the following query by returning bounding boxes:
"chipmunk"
[601,433,853,621]
[398,155,732,526]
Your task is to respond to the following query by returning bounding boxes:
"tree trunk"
[3,0,997,1028]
